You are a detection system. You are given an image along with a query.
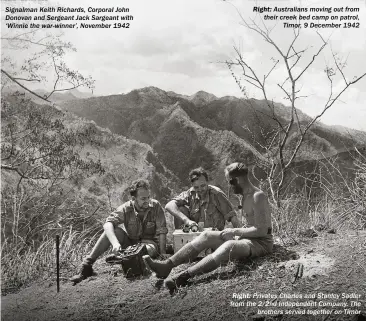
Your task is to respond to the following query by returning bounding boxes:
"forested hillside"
[1,93,180,247]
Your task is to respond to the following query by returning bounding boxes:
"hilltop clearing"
[2,230,365,321]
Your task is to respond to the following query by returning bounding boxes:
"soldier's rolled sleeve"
[155,203,168,235]
[105,205,125,227]
[172,190,190,208]
[215,192,237,222]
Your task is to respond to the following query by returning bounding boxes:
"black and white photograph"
[1,0,366,320]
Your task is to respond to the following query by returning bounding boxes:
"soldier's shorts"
[238,235,273,257]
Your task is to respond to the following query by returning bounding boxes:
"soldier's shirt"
[173,185,237,230]
[105,199,168,243]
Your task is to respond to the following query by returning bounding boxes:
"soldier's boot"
[143,243,200,279]
[164,254,219,292]
[70,258,95,285]
[142,255,174,279]
[164,270,191,293]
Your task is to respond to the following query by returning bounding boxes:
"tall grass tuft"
[271,148,366,238]
[1,224,101,295]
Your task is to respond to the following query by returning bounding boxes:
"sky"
[1,0,366,131]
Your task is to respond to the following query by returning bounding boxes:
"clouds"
[2,0,366,130]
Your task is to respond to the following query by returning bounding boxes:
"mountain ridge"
[55,86,366,193]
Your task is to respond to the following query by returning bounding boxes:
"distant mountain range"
[35,88,94,101]
[54,86,366,185]
[2,86,366,232]
[2,86,94,104]
[3,85,366,195]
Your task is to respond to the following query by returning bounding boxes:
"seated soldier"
[166,167,241,231]
[70,179,168,284]
[143,162,273,292]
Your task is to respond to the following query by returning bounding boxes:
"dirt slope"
[2,231,365,321]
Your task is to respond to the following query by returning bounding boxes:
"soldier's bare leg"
[165,239,252,291]
[143,231,224,278]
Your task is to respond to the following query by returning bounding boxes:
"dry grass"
[2,152,365,302]
[1,225,101,294]
[2,230,366,320]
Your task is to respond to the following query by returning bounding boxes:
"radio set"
[106,243,149,278]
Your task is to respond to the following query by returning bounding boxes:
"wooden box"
[173,228,212,253]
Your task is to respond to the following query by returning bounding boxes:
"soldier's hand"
[185,219,196,227]
[182,220,198,232]
[220,228,236,241]
[112,243,122,254]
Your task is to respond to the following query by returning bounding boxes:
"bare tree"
[1,29,94,103]
[225,4,366,206]
[1,29,102,246]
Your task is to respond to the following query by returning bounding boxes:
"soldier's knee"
[213,240,250,261]
[145,244,158,258]
[199,230,209,241]
[199,230,216,243]
[114,227,127,243]
[223,240,237,249]
[218,240,237,254]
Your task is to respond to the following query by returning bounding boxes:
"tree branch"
[1,69,52,103]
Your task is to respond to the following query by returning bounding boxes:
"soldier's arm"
[165,191,194,225]
[104,205,125,252]
[215,190,241,226]
[155,202,168,254]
